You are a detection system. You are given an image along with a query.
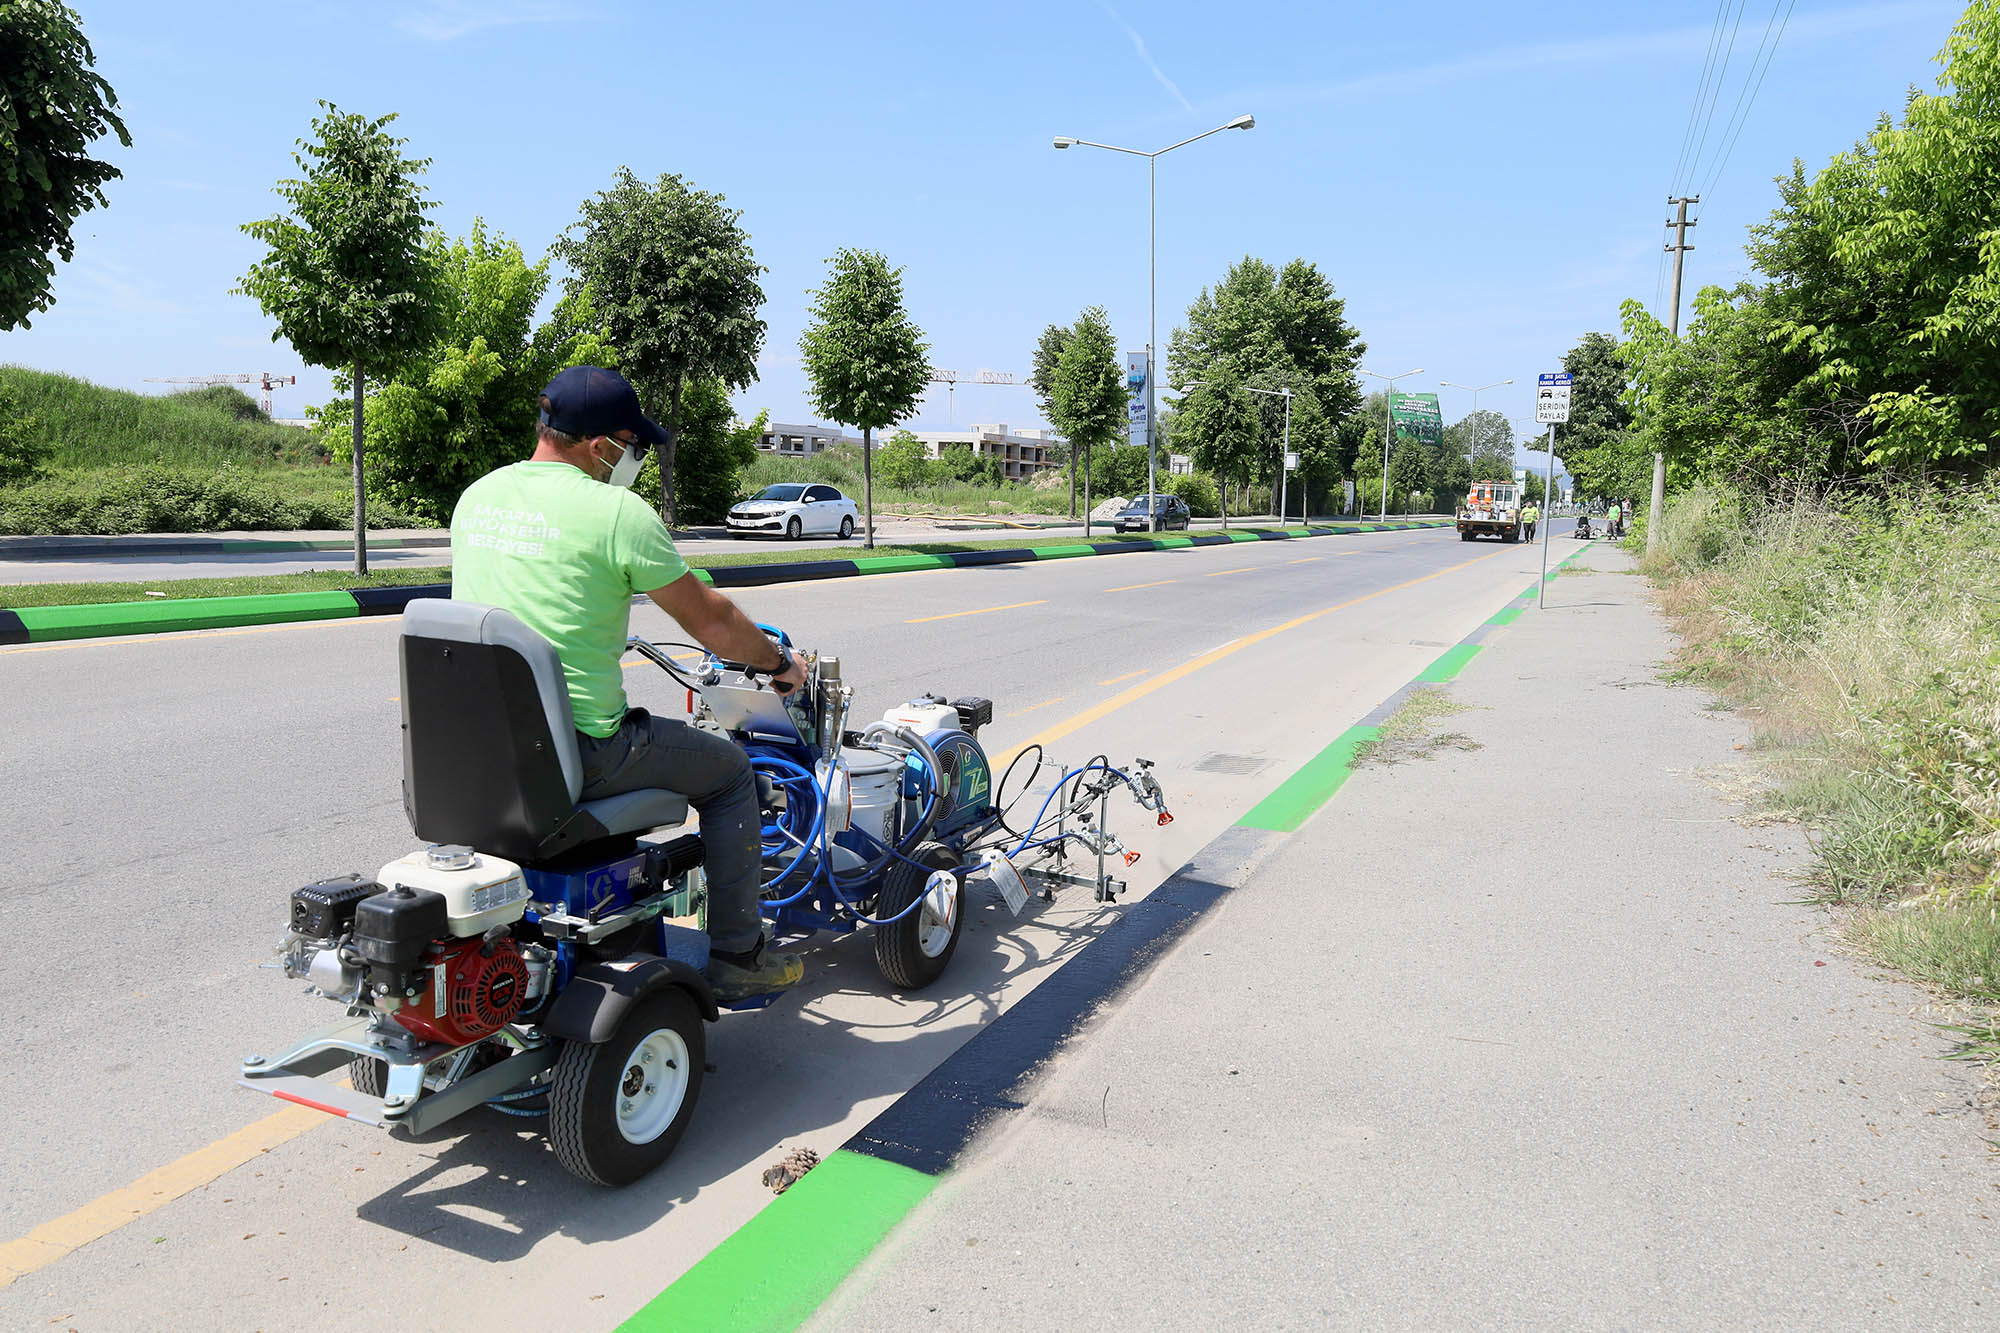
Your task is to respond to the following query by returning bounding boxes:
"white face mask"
[601,438,644,488]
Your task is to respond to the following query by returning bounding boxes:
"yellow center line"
[1005,696,1064,718]
[906,599,1047,624]
[1288,557,1323,564]
[992,544,1512,770]
[1205,567,1255,577]
[1097,668,1152,686]
[1105,579,1176,593]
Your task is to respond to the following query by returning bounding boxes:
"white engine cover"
[376,848,531,936]
[882,699,960,734]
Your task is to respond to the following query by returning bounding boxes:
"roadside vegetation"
[1354,687,1479,767]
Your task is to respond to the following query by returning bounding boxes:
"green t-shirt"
[450,461,689,738]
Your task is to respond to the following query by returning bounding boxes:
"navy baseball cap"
[539,366,669,448]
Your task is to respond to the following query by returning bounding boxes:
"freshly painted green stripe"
[1415,643,1482,682]
[1150,535,1194,549]
[1486,605,1525,626]
[622,1149,935,1333]
[1223,531,1259,543]
[1236,723,1380,832]
[850,553,954,574]
[692,568,716,585]
[16,590,359,641]
[1029,544,1098,560]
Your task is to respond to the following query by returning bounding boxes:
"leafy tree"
[1446,409,1513,466]
[553,168,766,528]
[1435,448,1472,504]
[1048,306,1126,534]
[0,1,130,330]
[632,378,764,524]
[1387,436,1432,515]
[1174,369,1259,530]
[313,221,612,522]
[1031,320,1081,515]
[799,246,930,547]
[0,381,50,485]
[239,103,441,574]
[1087,443,1150,500]
[876,429,930,489]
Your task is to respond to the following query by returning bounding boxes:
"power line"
[1683,0,1752,198]
[1696,0,1799,203]
[1668,0,1734,196]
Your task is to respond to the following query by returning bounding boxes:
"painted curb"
[1,521,1452,646]
[623,534,1597,1330]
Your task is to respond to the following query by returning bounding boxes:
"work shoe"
[705,937,804,1003]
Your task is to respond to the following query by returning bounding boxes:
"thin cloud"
[1102,2,1195,112]
[395,1,568,42]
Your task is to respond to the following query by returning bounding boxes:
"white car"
[725,483,860,540]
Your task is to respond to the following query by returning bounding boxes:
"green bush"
[0,465,419,534]
[1160,471,1218,517]
[0,380,52,486]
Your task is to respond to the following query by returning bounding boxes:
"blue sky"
[2,0,1971,459]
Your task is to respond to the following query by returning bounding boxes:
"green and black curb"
[619,538,1597,1332]
[0,521,1449,647]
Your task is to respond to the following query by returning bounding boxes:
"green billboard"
[1389,392,1443,450]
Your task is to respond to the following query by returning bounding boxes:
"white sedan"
[725,483,860,539]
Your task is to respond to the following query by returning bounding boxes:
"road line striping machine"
[240,600,1170,1186]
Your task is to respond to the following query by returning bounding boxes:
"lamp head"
[1052,136,1076,149]
[1228,114,1255,131]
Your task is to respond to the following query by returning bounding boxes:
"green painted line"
[1029,543,1100,560]
[1414,643,1482,682]
[1486,605,1525,626]
[1223,531,1259,543]
[622,1149,935,1333]
[849,553,954,574]
[1236,723,1380,832]
[692,568,716,585]
[14,590,360,642]
[1150,535,1195,549]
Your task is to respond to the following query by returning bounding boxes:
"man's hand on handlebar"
[770,655,807,696]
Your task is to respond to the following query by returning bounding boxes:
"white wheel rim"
[614,1027,690,1145]
[917,871,958,958]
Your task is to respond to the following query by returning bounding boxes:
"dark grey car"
[1112,495,1192,532]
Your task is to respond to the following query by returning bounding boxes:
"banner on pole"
[1389,392,1443,451]
[1125,351,1150,446]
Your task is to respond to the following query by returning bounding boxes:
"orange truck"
[1457,479,1522,542]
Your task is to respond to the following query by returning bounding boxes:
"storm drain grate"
[1193,752,1274,777]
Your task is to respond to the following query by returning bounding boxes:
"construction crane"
[927,367,1031,423]
[144,372,299,417]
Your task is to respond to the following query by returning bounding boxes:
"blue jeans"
[576,709,762,954]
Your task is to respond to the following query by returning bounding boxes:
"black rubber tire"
[872,842,965,991]
[839,515,854,539]
[547,988,705,1187]
[786,516,802,540]
[1460,530,1473,542]
[349,1053,388,1098]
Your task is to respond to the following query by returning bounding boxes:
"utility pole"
[1650,196,1697,553]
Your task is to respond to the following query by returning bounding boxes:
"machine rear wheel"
[873,842,964,991]
[547,988,705,1187]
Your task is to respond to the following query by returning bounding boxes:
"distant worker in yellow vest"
[1522,501,1540,542]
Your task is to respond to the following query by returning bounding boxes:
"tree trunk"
[659,375,683,530]
[1082,441,1092,539]
[351,358,367,577]
[862,425,875,549]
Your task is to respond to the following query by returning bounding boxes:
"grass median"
[0,523,1417,609]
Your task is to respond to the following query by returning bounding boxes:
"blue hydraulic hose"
[1007,760,1134,860]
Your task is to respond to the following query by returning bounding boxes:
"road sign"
[1536,372,1572,425]
[1284,452,1299,471]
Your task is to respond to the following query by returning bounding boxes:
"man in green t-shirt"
[451,366,807,1002]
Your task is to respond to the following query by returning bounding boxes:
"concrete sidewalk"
[813,541,1998,1329]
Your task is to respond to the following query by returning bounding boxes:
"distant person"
[1521,500,1539,542]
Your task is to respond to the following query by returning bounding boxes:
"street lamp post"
[1054,114,1255,532]
[1359,366,1424,521]
[1175,379,1293,520]
[1439,377,1512,503]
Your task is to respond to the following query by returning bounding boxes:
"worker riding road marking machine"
[239,600,1171,1186]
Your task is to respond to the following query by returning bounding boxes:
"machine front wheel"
[547,988,705,1187]
[873,842,965,991]
[349,1054,388,1098]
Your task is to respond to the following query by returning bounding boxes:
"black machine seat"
[400,600,690,863]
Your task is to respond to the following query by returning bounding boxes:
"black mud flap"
[545,956,719,1044]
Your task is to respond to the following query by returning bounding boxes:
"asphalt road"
[0,523,1561,1328]
[0,516,1431,586]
